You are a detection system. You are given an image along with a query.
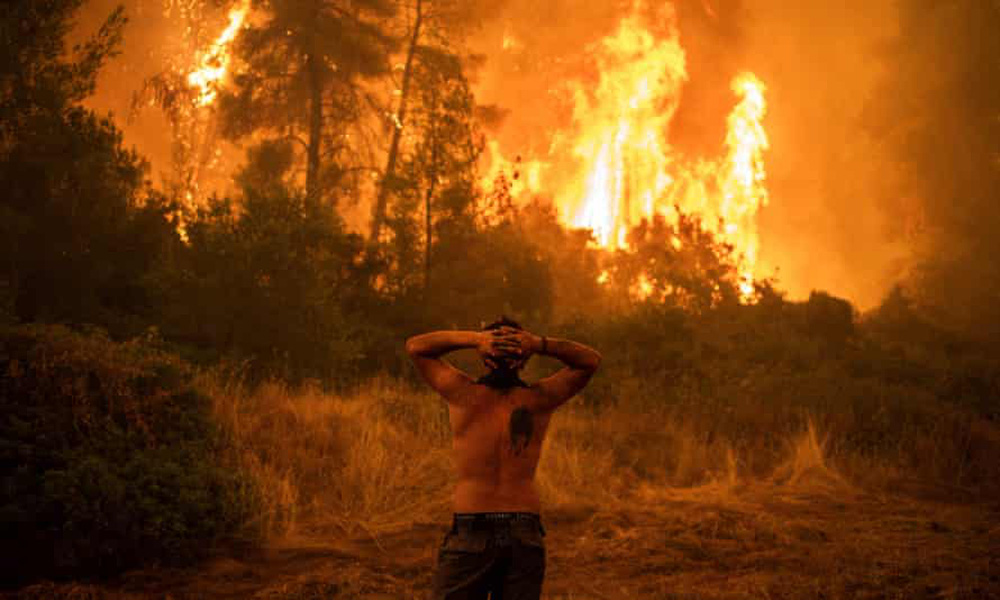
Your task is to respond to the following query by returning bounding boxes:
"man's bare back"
[447,385,553,512]
[405,320,601,513]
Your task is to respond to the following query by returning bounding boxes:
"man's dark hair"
[483,315,522,332]
[478,315,528,390]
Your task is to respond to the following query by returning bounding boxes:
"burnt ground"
[7,478,1000,600]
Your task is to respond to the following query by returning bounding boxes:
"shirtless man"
[406,316,601,600]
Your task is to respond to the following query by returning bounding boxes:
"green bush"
[547,290,1000,490]
[0,325,257,584]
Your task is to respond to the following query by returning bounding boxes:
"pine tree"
[219,0,395,204]
[0,1,176,333]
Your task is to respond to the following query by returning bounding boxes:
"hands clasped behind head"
[481,328,529,370]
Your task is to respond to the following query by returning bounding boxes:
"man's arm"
[405,331,479,400]
[499,327,601,412]
[533,336,601,412]
[405,330,518,401]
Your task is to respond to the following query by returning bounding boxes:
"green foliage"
[430,207,555,327]
[557,285,1000,488]
[381,37,485,300]
[0,1,178,337]
[222,0,394,140]
[155,142,377,383]
[560,305,692,409]
[0,324,256,584]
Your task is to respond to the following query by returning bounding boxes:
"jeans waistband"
[451,512,545,538]
[452,512,540,527]
[452,512,542,531]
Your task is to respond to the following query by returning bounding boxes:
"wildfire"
[482,140,545,199]
[719,73,770,297]
[485,6,771,300]
[187,0,250,107]
[562,11,688,249]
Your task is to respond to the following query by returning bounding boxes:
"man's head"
[481,315,527,374]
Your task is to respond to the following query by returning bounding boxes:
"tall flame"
[720,73,770,297]
[485,6,771,300]
[188,0,250,106]
[562,11,688,249]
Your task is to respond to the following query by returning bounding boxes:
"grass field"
[7,377,999,599]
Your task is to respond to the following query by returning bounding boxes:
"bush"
[0,325,257,585]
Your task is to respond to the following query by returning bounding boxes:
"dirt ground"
[8,475,1000,600]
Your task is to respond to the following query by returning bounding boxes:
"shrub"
[0,325,256,585]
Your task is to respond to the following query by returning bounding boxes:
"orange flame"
[482,140,545,199]
[720,73,770,297]
[188,0,250,106]
[562,11,687,249]
[484,6,770,301]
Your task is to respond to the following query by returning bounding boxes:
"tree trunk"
[306,52,323,205]
[423,140,438,294]
[370,0,422,244]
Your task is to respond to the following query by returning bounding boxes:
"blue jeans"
[432,513,546,600]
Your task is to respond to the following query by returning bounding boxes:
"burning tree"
[128,1,253,215]
[218,0,395,206]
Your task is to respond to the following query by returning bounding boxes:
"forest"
[1,0,999,598]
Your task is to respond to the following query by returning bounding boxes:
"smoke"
[739,0,904,309]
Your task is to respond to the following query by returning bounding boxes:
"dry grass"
[200,374,456,539]
[204,374,772,539]
[200,372,996,542]
[10,374,998,599]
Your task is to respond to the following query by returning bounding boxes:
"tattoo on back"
[509,406,533,456]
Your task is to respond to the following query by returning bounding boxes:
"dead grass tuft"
[201,374,458,539]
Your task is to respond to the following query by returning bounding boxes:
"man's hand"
[494,326,543,360]
[477,329,524,369]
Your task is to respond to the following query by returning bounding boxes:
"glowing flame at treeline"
[182,2,770,298]
[482,10,770,298]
